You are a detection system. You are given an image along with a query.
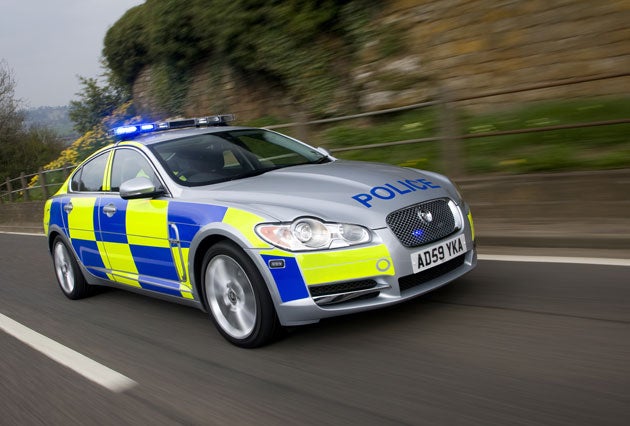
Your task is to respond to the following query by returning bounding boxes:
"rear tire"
[202,241,282,348]
[52,236,90,300]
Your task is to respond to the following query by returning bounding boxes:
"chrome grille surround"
[386,198,461,247]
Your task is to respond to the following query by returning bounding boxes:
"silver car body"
[44,125,477,327]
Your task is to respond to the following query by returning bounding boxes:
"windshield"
[150,129,329,186]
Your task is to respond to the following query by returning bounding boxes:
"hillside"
[24,106,77,142]
[103,1,629,121]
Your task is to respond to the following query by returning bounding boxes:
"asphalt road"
[1,233,629,425]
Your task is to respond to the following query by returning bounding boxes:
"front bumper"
[273,248,475,326]
[254,210,477,326]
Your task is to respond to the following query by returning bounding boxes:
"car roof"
[117,126,259,146]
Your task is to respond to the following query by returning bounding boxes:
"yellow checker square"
[297,244,395,286]
[71,229,96,241]
[101,242,138,275]
[43,200,52,234]
[67,197,97,240]
[96,241,112,270]
[223,208,267,248]
[126,199,170,246]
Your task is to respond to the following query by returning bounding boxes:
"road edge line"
[0,231,45,237]
[0,313,137,393]
[478,254,630,267]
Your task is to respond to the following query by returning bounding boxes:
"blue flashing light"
[111,115,236,140]
[412,229,424,239]
[114,125,140,136]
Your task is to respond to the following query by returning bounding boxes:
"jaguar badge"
[418,209,433,224]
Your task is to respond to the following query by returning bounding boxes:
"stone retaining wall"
[133,0,630,118]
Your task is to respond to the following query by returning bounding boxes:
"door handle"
[102,204,117,218]
[63,202,73,213]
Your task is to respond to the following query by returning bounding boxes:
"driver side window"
[110,148,161,192]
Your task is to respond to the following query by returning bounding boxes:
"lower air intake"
[309,280,377,297]
[399,254,466,292]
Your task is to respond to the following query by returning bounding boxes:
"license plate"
[411,234,467,273]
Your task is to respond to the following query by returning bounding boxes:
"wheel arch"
[191,233,231,311]
[47,225,68,254]
[189,224,277,312]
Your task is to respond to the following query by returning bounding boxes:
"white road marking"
[0,313,137,393]
[479,254,630,267]
[0,231,45,237]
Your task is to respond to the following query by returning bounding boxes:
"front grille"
[386,198,456,247]
[309,280,377,297]
[399,254,466,292]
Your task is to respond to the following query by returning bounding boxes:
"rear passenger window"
[71,152,108,192]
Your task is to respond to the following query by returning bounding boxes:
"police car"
[44,115,477,347]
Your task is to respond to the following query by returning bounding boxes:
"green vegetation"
[8,97,629,202]
[0,61,64,184]
[23,101,136,197]
[462,98,630,174]
[103,0,380,116]
[69,76,130,134]
[293,97,630,174]
[7,3,627,203]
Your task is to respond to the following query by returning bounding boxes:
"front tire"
[52,236,90,300]
[202,241,281,348]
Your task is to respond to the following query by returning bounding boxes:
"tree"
[102,0,380,117]
[0,60,64,183]
[68,75,129,134]
[0,60,25,182]
[102,5,148,88]
[0,60,23,139]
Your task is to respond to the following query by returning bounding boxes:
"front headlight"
[255,218,371,251]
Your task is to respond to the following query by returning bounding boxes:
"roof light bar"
[111,114,236,139]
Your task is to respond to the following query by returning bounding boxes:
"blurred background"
[1,3,630,424]
[1,0,629,233]
[119,0,630,176]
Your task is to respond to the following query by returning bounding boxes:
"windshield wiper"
[313,156,331,164]
[228,167,278,181]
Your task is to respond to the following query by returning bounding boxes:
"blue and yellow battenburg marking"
[260,245,395,303]
[48,197,229,299]
[47,190,397,304]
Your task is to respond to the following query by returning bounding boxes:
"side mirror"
[119,177,164,200]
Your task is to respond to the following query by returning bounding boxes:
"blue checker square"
[71,239,105,271]
[129,245,179,282]
[168,202,227,226]
[261,255,309,302]
[96,198,129,241]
